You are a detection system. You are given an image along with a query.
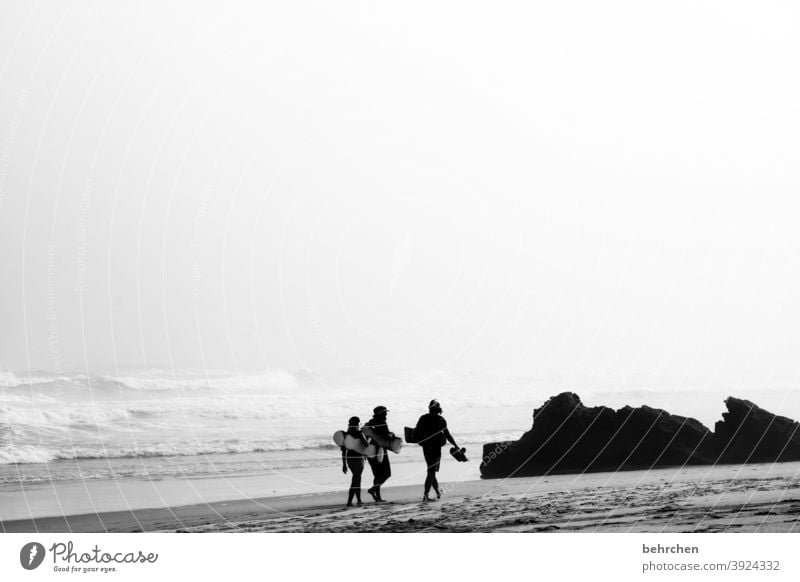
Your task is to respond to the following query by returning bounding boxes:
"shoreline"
[0,483,427,533]
[4,462,800,533]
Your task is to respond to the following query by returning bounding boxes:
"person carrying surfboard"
[341,416,368,507]
[414,399,460,501]
[364,405,393,502]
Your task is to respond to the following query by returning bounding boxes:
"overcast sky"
[1,1,799,383]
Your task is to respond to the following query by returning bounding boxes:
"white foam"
[0,437,340,464]
[0,370,60,388]
[0,444,58,464]
[100,371,298,392]
[0,425,525,465]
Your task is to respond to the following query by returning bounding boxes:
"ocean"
[2,367,799,520]
[0,368,533,508]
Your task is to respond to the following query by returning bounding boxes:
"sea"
[2,367,799,521]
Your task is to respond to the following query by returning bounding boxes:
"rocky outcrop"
[480,392,800,478]
[712,397,800,463]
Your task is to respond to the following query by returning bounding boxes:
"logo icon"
[20,542,46,570]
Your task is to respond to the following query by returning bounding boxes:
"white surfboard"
[333,430,384,461]
[362,426,403,453]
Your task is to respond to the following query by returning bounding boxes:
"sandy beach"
[4,462,800,533]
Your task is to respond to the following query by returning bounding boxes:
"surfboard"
[333,430,346,447]
[332,430,384,461]
[450,446,468,462]
[362,426,403,453]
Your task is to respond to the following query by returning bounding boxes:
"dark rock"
[480,392,714,478]
[712,397,800,463]
[481,393,800,478]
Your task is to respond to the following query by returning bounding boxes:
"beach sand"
[3,462,800,533]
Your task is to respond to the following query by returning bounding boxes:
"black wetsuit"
[415,413,450,472]
[364,417,392,486]
[342,427,367,504]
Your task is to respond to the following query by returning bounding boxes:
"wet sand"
[3,462,800,533]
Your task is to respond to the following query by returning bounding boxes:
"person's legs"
[348,471,361,505]
[366,456,381,501]
[346,472,355,505]
[366,457,378,495]
[377,456,390,500]
[347,457,364,506]
[433,452,442,496]
[351,466,363,505]
[367,456,387,486]
[370,455,390,501]
[424,468,435,499]
[383,455,391,483]
[422,447,441,500]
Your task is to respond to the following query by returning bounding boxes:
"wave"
[0,437,340,465]
[0,405,148,428]
[1,401,394,429]
[0,445,59,464]
[0,428,520,465]
[0,367,567,468]
[0,370,65,388]
[0,458,327,485]
[99,371,298,392]
[1,369,300,392]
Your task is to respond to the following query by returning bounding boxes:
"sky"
[1,1,799,385]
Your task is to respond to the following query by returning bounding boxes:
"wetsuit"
[415,412,451,472]
[364,417,392,486]
[341,427,367,504]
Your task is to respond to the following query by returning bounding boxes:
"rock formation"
[480,392,800,478]
[712,397,800,463]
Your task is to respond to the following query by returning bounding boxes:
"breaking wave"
[1,367,541,467]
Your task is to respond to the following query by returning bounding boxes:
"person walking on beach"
[341,416,368,507]
[365,405,392,502]
[414,399,460,502]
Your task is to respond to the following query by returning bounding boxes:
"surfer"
[341,416,368,507]
[414,399,460,501]
[364,405,393,502]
